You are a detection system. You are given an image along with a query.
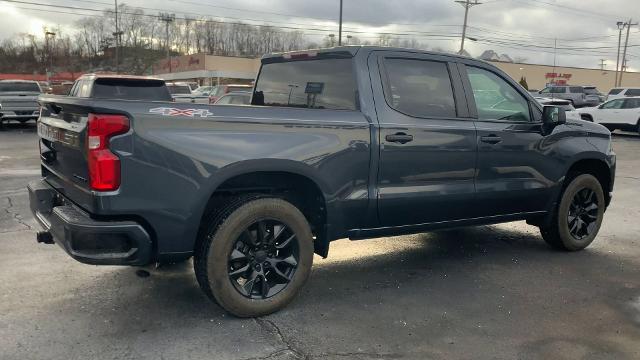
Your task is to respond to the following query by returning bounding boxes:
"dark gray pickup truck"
[29,46,615,317]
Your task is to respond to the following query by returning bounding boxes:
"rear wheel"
[540,174,605,251]
[194,196,314,317]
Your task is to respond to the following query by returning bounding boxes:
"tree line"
[0,4,431,76]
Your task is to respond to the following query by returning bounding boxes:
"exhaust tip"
[36,231,54,244]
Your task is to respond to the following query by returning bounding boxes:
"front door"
[370,51,478,227]
[594,98,625,124]
[460,63,555,217]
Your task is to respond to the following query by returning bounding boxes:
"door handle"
[480,135,502,144]
[385,132,413,144]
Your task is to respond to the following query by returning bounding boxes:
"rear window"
[167,85,191,95]
[583,88,599,95]
[569,87,583,93]
[252,58,357,110]
[608,88,623,95]
[0,82,41,92]
[625,88,640,96]
[92,78,172,101]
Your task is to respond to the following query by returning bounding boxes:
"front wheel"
[194,196,314,317]
[540,174,605,251]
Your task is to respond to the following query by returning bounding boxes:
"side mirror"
[542,105,566,125]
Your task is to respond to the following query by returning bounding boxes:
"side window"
[466,66,531,122]
[569,87,583,93]
[602,99,624,109]
[550,87,566,94]
[625,88,640,96]
[382,58,456,118]
[623,98,640,109]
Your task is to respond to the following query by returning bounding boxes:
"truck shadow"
[15,223,640,358]
[0,121,37,132]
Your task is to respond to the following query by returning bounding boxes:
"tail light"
[87,113,129,191]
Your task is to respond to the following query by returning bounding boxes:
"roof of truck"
[262,45,477,62]
[77,73,163,81]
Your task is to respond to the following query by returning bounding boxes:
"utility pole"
[338,0,343,46]
[615,21,626,87]
[455,0,482,54]
[113,0,124,74]
[160,13,175,73]
[619,19,637,86]
[599,59,606,71]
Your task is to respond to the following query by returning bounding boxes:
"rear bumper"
[28,178,153,266]
[1,109,39,120]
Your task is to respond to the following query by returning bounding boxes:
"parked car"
[538,85,600,107]
[67,74,172,101]
[606,87,640,101]
[167,82,209,103]
[213,91,251,105]
[30,46,615,317]
[584,86,605,103]
[567,96,640,134]
[208,84,253,103]
[0,80,42,125]
[193,85,215,95]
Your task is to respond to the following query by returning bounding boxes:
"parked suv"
[0,80,42,126]
[606,87,640,101]
[538,85,600,107]
[30,46,615,317]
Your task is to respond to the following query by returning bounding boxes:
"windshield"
[0,82,41,92]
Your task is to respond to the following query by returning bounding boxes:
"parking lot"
[1,122,639,360]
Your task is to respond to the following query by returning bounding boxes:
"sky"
[0,0,638,71]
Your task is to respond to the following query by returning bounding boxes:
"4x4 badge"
[149,107,215,118]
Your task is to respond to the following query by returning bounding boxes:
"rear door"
[594,98,625,124]
[619,98,640,125]
[370,51,478,227]
[460,62,554,216]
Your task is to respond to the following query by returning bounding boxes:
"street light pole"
[338,0,343,46]
[455,0,482,54]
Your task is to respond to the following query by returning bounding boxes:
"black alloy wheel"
[228,219,299,299]
[567,188,599,240]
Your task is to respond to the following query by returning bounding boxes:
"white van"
[606,87,640,101]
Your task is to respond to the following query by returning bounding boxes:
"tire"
[194,196,314,317]
[540,174,605,251]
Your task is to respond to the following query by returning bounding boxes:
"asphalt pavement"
[1,122,639,359]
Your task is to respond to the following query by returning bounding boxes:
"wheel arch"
[194,159,333,257]
[564,157,612,207]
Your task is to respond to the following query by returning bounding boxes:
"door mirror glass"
[542,105,566,125]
